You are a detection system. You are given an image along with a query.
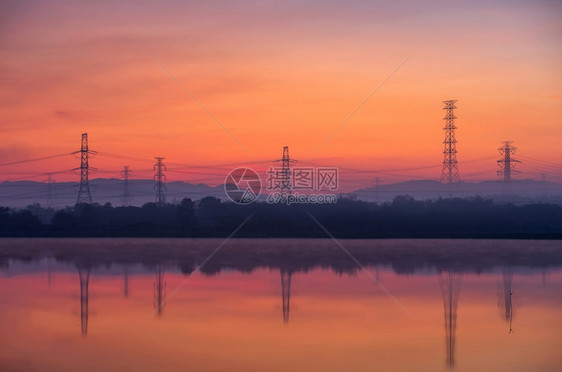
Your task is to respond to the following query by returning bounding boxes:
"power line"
[0,153,72,167]
[2,169,74,182]
[518,155,561,167]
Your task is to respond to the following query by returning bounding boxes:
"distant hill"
[0,178,226,209]
[352,179,562,204]
[1,178,561,209]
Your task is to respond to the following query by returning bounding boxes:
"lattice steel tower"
[441,100,460,184]
[43,173,56,208]
[121,166,131,206]
[154,157,166,206]
[274,146,296,194]
[75,133,94,204]
[497,141,520,183]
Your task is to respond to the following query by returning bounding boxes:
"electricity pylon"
[121,165,131,206]
[42,173,56,207]
[274,146,297,194]
[441,101,460,192]
[497,141,520,183]
[153,157,166,206]
[73,133,96,204]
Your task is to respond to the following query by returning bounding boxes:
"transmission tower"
[42,173,56,208]
[274,146,297,194]
[440,100,460,185]
[497,141,520,183]
[121,166,132,206]
[74,133,95,204]
[153,157,166,206]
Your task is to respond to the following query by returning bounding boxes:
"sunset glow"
[1,0,561,188]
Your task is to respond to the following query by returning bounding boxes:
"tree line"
[1,196,561,238]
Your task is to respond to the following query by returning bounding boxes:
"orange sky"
[1,0,561,186]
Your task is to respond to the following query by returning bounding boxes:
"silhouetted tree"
[1,196,561,238]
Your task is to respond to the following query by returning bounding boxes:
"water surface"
[0,238,561,371]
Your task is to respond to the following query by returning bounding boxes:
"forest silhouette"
[1,196,561,238]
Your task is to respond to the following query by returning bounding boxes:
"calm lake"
[0,238,561,371]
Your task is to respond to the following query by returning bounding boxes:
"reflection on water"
[78,266,90,337]
[153,264,166,316]
[439,272,462,368]
[501,269,514,334]
[0,238,561,371]
[281,269,292,324]
[123,268,129,299]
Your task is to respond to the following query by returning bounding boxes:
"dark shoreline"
[1,232,562,239]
